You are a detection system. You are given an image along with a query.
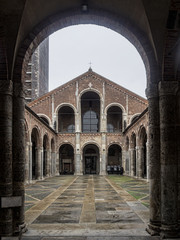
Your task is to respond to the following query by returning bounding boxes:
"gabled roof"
[28,69,147,106]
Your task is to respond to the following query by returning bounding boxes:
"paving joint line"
[25,176,78,225]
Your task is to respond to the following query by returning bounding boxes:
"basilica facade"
[25,69,148,183]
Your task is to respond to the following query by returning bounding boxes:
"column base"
[160,224,179,239]
[74,172,83,175]
[14,222,27,236]
[146,222,160,236]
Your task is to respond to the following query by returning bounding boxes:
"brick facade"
[25,70,148,180]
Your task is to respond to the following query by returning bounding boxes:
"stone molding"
[13,82,25,98]
[158,81,178,96]
[145,83,159,99]
[0,80,13,94]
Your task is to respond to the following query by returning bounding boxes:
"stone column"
[146,83,161,235]
[12,82,26,234]
[130,148,136,177]
[129,148,133,176]
[137,146,144,178]
[51,151,56,176]
[56,151,59,175]
[0,80,13,236]
[159,81,179,238]
[38,147,43,179]
[46,149,50,177]
[75,133,82,175]
[121,149,126,171]
[100,133,107,175]
[146,140,149,181]
[24,142,29,184]
[28,142,32,183]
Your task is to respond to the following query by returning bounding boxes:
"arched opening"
[31,128,40,180]
[58,106,75,133]
[81,92,100,133]
[131,114,140,124]
[1,2,168,238]
[59,144,74,174]
[107,106,122,132]
[107,144,122,174]
[83,144,100,174]
[43,134,49,177]
[130,133,136,176]
[51,138,56,175]
[139,127,147,178]
[125,136,130,173]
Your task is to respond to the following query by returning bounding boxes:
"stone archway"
[107,144,122,174]
[83,144,100,175]
[138,126,147,179]
[1,2,174,238]
[59,144,74,175]
[31,127,41,180]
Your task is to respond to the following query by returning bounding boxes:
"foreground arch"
[1,1,180,238]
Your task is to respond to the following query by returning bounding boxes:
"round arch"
[138,126,147,178]
[81,91,100,133]
[31,126,41,147]
[55,103,77,115]
[79,88,102,100]
[105,103,125,114]
[107,144,122,174]
[38,114,51,126]
[59,143,75,174]
[130,113,141,125]
[31,127,41,180]
[16,8,158,88]
[55,103,76,133]
[82,143,100,175]
[106,104,124,133]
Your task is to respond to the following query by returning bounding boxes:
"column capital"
[0,79,13,95]
[158,81,178,96]
[13,82,25,98]
[146,83,159,99]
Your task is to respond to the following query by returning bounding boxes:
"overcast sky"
[49,24,146,98]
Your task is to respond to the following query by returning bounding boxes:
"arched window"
[81,92,100,133]
[31,128,40,180]
[107,106,122,132]
[59,144,74,174]
[40,116,49,125]
[83,144,100,174]
[58,106,75,133]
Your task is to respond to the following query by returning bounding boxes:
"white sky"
[49,24,146,98]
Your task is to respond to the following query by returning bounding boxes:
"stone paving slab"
[23,175,157,240]
[22,237,160,240]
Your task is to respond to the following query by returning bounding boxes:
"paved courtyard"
[22,175,159,240]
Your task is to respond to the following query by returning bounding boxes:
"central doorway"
[83,144,100,174]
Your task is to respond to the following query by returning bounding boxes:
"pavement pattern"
[22,175,159,240]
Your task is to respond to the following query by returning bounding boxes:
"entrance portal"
[83,144,99,174]
[59,144,74,174]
